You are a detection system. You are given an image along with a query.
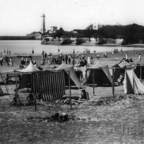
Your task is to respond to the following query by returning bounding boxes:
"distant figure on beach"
[138,54,141,62]
[68,55,71,64]
[125,52,128,60]
[121,49,123,54]
[5,56,9,66]
[32,50,34,54]
[82,58,87,66]
[9,57,13,66]
[103,52,107,58]
[87,56,91,65]
[97,54,100,59]
[0,56,3,66]
[135,51,137,56]
[65,54,68,64]
[72,58,76,67]
[73,50,75,55]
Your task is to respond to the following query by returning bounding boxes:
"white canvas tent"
[15,61,39,90]
[124,69,144,94]
[55,63,82,88]
[16,61,39,73]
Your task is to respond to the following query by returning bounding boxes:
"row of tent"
[1,59,144,95]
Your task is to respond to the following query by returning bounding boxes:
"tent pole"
[112,68,115,96]
[93,70,94,95]
[68,71,72,110]
[15,72,18,106]
[32,73,37,110]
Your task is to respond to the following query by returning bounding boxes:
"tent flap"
[55,63,82,88]
[124,69,144,94]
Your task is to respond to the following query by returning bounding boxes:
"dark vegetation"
[51,24,144,45]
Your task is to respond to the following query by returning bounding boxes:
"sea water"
[0,40,143,56]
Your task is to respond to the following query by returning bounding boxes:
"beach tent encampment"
[55,63,82,88]
[15,62,66,100]
[124,69,144,94]
[84,61,112,86]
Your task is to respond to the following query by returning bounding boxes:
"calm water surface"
[0,40,143,55]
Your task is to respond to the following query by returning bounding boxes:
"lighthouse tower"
[41,14,46,34]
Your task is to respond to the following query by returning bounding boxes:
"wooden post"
[112,68,115,96]
[15,72,18,106]
[68,71,72,110]
[32,73,37,110]
[93,70,94,95]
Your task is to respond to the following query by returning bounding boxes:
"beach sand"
[0,49,144,143]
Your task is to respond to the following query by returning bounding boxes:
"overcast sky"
[0,0,144,36]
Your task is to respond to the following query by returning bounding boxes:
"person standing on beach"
[87,55,91,65]
[125,52,128,60]
[0,56,3,66]
[68,55,71,64]
[135,51,137,56]
[9,57,13,66]
[138,54,141,62]
[73,50,75,55]
[65,54,68,64]
[72,58,76,67]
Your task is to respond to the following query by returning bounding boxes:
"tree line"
[48,23,144,45]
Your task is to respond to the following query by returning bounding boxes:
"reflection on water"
[0,40,143,55]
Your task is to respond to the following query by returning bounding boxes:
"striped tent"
[55,63,82,88]
[32,70,65,101]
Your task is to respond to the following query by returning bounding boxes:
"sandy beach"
[0,49,144,143]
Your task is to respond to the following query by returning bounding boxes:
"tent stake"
[68,71,72,110]
[112,68,115,96]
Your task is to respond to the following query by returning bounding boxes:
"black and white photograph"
[1,0,144,143]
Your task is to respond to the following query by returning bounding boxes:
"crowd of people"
[0,55,13,66]
[0,48,143,70]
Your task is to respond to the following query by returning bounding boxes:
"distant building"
[48,26,57,33]
[98,24,105,29]
[86,23,98,30]
[27,32,42,40]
